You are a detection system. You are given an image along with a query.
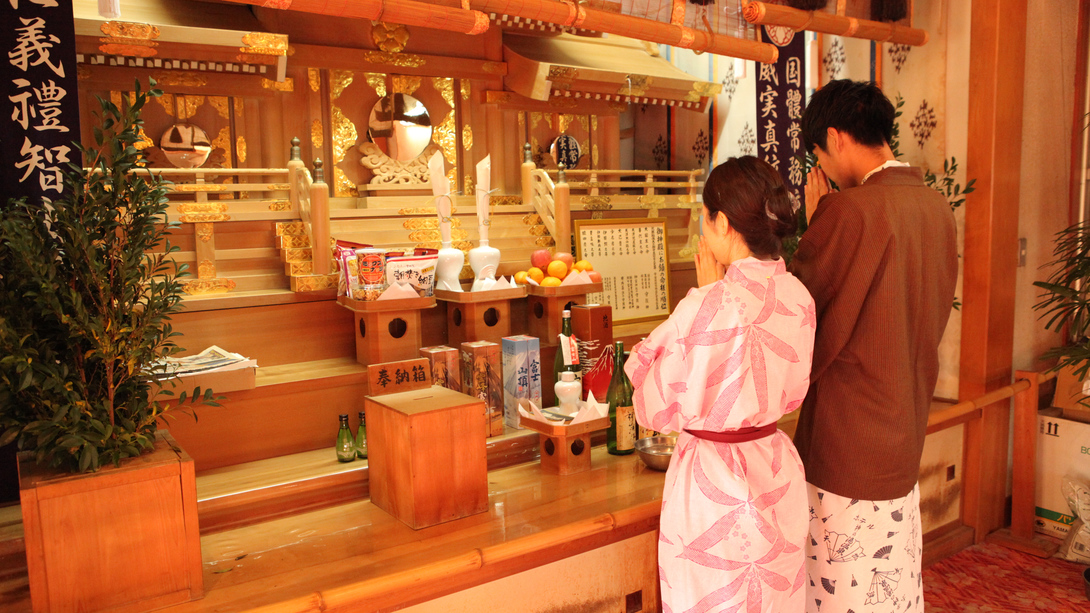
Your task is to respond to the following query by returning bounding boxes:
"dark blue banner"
[2,0,81,206]
[755,25,806,211]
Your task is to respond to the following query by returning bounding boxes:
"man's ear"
[826,127,843,153]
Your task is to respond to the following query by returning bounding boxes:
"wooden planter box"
[19,430,203,613]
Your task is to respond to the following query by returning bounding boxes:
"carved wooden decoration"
[359,141,441,184]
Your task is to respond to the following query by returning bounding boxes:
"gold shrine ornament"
[99,21,160,57]
[371,22,410,53]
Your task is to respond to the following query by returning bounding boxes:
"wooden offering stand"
[337,295,436,365]
[435,286,527,346]
[526,282,603,343]
[520,413,612,475]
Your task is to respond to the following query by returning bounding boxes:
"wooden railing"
[924,368,1062,559]
[519,143,704,255]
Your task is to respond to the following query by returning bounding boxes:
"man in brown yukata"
[789,79,958,612]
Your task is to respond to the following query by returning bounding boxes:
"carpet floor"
[924,542,1090,611]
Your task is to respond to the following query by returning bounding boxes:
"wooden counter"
[138,449,664,612]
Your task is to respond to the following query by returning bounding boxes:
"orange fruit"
[514,271,529,285]
[573,260,593,272]
[546,260,568,279]
[527,267,545,283]
[540,276,562,287]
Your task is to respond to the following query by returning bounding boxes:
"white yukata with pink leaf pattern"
[625,257,815,613]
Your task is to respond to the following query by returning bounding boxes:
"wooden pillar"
[310,160,331,276]
[960,0,1028,543]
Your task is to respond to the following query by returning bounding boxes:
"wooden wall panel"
[169,300,355,367]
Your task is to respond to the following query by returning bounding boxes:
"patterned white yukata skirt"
[804,483,922,613]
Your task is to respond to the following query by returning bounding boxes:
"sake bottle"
[355,410,368,459]
[336,414,355,462]
[553,309,581,385]
[607,341,636,455]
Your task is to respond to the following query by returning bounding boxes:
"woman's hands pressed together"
[695,236,725,288]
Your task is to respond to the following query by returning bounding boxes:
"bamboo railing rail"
[742,1,928,46]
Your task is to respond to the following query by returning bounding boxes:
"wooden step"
[0,504,23,557]
[290,273,338,292]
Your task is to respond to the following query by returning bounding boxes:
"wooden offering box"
[520,414,612,475]
[337,295,435,365]
[365,385,488,529]
[526,282,603,343]
[18,430,202,613]
[436,286,527,346]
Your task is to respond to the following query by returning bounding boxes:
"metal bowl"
[635,435,675,471]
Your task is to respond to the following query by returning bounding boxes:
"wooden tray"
[336,295,436,313]
[519,414,611,438]
[434,287,527,303]
[525,282,603,297]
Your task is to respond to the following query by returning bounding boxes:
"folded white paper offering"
[377,282,419,300]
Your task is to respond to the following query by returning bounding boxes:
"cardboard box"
[1036,408,1090,537]
[461,341,503,437]
[501,335,542,429]
[365,386,488,530]
[571,304,613,400]
[419,345,460,392]
[1055,364,1090,422]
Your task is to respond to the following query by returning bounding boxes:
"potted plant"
[0,79,210,612]
[1033,221,1090,410]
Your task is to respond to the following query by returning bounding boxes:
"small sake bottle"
[356,410,368,459]
[336,414,355,463]
[555,371,582,415]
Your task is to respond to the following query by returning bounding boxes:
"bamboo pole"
[218,0,490,35]
[742,1,929,46]
[470,0,778,62]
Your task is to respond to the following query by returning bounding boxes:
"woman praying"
[625,156,815,613]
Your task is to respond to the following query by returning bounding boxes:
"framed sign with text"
[574,218,671,325]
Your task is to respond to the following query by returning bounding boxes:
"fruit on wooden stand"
[540,277,562,287]
[514,271,528,285]
[573,260,593,272]
[553,252,575,268]
[546,260,568,280]
[530,249,553,269]
[527,267,545,283]
[587,271,602,283]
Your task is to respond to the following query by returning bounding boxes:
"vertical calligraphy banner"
[755,25,806,211]
[2,0,82,207]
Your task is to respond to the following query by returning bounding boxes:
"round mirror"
[160,123,212,168]
[550,134,581,169]
[367,93,433,162]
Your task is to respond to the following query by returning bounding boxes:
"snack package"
[334,239,371,297]
[385,253,439,297]
[354,248,386,301]
[1060,476,1090,563]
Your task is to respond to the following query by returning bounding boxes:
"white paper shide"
[468,156,500,291]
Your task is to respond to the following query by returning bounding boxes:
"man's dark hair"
[801,79,895,154]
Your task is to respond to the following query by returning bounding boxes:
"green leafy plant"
[1033,221,1090,380]
[0,79,215,473]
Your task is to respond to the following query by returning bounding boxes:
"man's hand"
[695,236,725,288]
[805,167,832,225]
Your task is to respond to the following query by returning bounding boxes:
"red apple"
[587,270,602,283]
[552,252,575,268]
[530,249,553,269]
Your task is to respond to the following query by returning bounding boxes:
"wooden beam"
[960,0,1029,544]
[1071,0,1090,224]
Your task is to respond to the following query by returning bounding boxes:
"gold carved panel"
[364,51,425,68]
[308,68,320,93]
[371,22,410,53]
[392,75,422,95]
[311,119,324,149]
[240,32,289,56]
[261,78,294,92]
[364,73,387,98]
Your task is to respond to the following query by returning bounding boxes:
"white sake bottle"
[429,151,463,292]
[469,155,500,291]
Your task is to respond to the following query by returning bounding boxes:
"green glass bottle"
[356,410,368,459]
[553,309,581,386]
[336,414,355,462]
[607,341,636,455]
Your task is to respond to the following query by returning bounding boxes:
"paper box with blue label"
[1036,408,1090,537]
[502,335,541,429]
